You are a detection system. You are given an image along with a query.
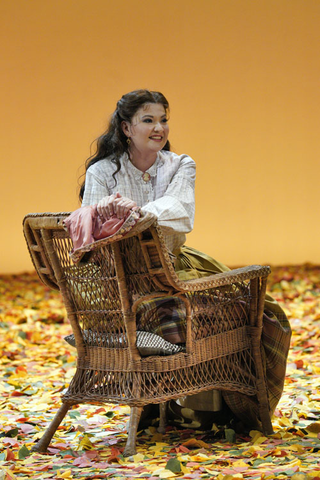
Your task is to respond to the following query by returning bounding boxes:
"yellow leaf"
[7,379,24,387]
[77,434,94,450]
[59,470,72,478]
[205,467,221,475]
[253,435,268,445]
[159,471,176,479]
[250,430,268,445]
[189,453,209,461]
[148,443,169,453]
[133,453,145,463]
[153,468,176,478]
[180,465,191,475]
[244,446,262,454]
[232,459,248,467]
[289,444,305,453]
[278,416,293,427]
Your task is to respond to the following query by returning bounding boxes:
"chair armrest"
[175,265,271,291]
[116,211,157,239]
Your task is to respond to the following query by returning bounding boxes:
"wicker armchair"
[23,211,273,456]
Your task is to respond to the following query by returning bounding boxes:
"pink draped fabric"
[63,205,140,262]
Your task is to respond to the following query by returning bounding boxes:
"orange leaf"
[6,448,16,461]
[182,438,209,449]
[176,445,190,453]
[107,446,122,463]
[15,365,27,374]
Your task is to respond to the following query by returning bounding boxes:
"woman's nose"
[154,122,163,131]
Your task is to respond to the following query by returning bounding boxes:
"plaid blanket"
[136,296,186,344]
[222,309,291,430]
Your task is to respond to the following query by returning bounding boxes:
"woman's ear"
[121,120,131,137]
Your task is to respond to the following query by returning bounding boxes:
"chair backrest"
[23,211,181,290]
[23,212,172,355]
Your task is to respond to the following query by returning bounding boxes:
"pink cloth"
[63,205,140,262]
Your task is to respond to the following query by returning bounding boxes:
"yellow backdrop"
[1,0,320,273]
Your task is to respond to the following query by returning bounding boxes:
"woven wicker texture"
[23,211,272,456]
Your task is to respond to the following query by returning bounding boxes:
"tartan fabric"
[222,309,291,430]
[136,296,186,344]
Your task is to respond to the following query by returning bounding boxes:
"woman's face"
[122,103,169,156]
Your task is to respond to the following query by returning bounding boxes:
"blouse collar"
[123,151,166,180]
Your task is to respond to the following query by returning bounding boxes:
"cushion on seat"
[64,330,185,357]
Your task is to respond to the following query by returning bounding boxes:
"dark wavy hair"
[79,89,171,200]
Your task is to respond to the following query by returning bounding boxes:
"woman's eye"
[142,118,168,124]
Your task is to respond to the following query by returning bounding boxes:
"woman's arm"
[141,155,196,234]
[97,193,137,219]
[82,171,137,219]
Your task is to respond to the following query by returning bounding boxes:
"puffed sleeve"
[141,155,196,234]
[81,169,110,207]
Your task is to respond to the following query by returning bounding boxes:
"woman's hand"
[97,193,137,219]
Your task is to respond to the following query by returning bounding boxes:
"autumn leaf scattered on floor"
[0,265,320,479]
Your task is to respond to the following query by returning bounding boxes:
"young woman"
[80,89,291,430]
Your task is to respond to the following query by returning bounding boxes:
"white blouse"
[81,150,196,252]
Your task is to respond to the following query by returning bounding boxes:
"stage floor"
[0,265,320,479]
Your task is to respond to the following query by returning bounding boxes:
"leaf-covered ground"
[0,265,320,480]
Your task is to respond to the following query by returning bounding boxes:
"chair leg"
[260,406,274,435]
[31,403,70,453]
[123,406,143,457]
[158,402,167,433]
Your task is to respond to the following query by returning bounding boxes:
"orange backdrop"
[1,0,320,273]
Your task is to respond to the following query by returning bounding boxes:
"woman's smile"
[149,135,163,141]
